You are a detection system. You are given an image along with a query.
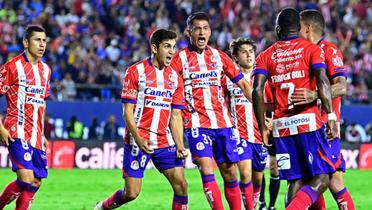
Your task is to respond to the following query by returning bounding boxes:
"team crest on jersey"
[24,152,32,161]
[1,86,10,92]
[131,160,140,170]
[196,142,205,151]
[276,64,285,73]
[127,89,137,97]
[275,120,283,128]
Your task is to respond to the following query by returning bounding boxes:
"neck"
[241,66,253,74]
[151,56,164,70]
[25,51,40,64]
[311,33,323,45]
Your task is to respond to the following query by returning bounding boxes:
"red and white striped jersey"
[254,36,326,137]
[318,39,347,137]
[223,71,262,144]
[0,53,51,151]
[121,58,184,149]
[170,45,243,129]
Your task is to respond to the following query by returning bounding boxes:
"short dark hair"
[23,25,46,41]
[186,12,209,28]
[229,38,256,57]
[149,29,177,48]
[276,8,300,33]
[300,9,325,35]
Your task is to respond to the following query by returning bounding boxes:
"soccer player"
[0,25,51,209]
[95,29,188,210]
[290,9,355,210]
[224,38,268,210]
[252,8,337,210]
[170,12,252,210]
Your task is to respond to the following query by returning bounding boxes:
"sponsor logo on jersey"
[189,71,218,80]
[271,48,304,63]
[25,86,45,95]
[26,96,44,105]
[145,99,171,109]
[144,88,173,98]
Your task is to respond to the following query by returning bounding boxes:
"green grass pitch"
[0,169,371,209]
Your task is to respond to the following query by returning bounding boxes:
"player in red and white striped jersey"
[0,25,51,210]
[224,38,269,210]
[95,29,188,210]
[171,12,252,210]
[290,9,355,210]
[253,8,336,210]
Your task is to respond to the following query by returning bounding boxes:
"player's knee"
[174,179,188,195]
[329,172,345,193]
[239,172,252,183]
[315,174,330,192]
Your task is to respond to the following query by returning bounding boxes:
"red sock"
[309,194,326,210]
[240,182,254,210]
[202,174,224,210]
[253,184,262,207]
[224,180,241,210]
[102,189,124,209]
[286,185,318,210]
[15,185,39,210]
[172,194,188,210]
[332,188,355,210]
[0,179,29,208]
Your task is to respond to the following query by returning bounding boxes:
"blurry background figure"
[44,113,55,139]
[103,114,119,140]
[67,115,84,139]
[345,123,370,143]
[89,117,102,140]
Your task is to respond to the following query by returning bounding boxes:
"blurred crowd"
[0,0,371,103]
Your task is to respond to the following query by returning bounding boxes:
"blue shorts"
[122,144,184,178]
[8,139,48,179]
[237,139,268,172]
[274,128,336,180]
[185,128,239,165]
[329,138,346,172]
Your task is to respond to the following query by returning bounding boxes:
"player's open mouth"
[198,37,206,45]
[166,56,172,62]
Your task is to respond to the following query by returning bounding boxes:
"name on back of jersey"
[271,70,305,83]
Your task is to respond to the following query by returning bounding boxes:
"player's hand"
[261,126,272,147]
[0,125,13,146]
[326,120,336,141]
[135,137,154,154]
[176,147,188,159]
[265,117,273,131]
[290,88,317,106]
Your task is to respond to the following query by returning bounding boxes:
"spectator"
[103,114,119,140]
[88,117,102,140]
[44,114,55,139]
[66,115,84,139]
[61,73,77,100]
[345,123,370,143]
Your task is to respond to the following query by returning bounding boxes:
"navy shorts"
[274,128,336,180]
[8,139,48,179]
[237,139,268,172]
[185,128,239,165]
[329,137,346,172]
[122,144,184,178]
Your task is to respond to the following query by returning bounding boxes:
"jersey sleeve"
[171,74,184,109]
[121,67,138,104]
[220,51,243,83]
[252,53,269,77]
[0,64,13,95]
[324,46,347,79]
[309,45,326,72]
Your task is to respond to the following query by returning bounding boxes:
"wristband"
[327,112,337,121]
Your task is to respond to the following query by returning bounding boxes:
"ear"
[23,38,28,48]
[233,55,239,63]
[275,25,281,38]
[151,44,157,54]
